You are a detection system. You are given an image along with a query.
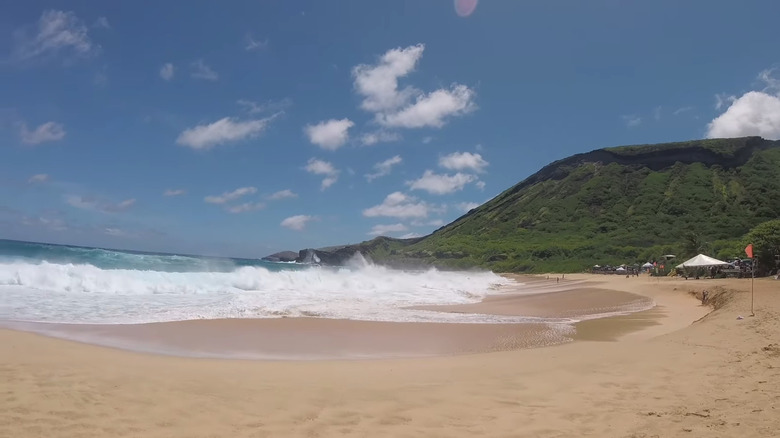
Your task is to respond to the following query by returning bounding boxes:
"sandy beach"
[2,274,779,437]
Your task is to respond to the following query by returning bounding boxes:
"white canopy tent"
[641,262,654,268]
[676,254,729,269]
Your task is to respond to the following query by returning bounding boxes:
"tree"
[745,219,780,276]
[681,231,708,259]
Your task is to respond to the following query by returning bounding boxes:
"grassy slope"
[356,137,780,272]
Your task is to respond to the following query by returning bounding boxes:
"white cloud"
[19,121,66,145]
[353,44,476,129]
[267,189,298,200]
[715,93,736,110]
[653,106,662,121]
[352,44,425,112]
[93,17,111,29]
[368,223,408,236]
[191,59,218,81]
[176,116,276,150]
[759,68,780,93]
[204,186,257,204]
[66,195,135,213]
[281,214,314,231]
[475,180,486,190]
[237,98,292,115]
[245,33,269,51]
[411,219,445,227]
[365,155,402,182]
[622,115,642,127]
[13,10,98,62]
[400,232,423,239]
[360,130,401,146]
[378,84,476,129]
[456,201,480,212]
[439,151,488,173]
[707,91,780,140]
[422,136,433,144]
[304,118,354,150]
[305,158,340,190]
[160,63,174,80]
[363,192,430,219]
[28,174,50,183]
[673,106,694,116]
[163,189,186,197]
[407,170,476,195]
[227,202,265,214]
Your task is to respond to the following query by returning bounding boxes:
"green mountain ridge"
[304,137,780,272]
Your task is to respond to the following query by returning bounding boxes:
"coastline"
[4,273,669,360]
[3,275,779,436]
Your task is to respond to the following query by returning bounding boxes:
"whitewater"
[0,239,536,325]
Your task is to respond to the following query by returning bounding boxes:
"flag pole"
[751,258,755,317]
[746,243,755,317]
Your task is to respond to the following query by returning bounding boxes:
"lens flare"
[454,0,478,17]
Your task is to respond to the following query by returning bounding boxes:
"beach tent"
[676,254,729,269]
[641,262,654,268]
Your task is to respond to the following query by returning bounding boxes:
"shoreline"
[3,275,777,437]
[1,273,703,360]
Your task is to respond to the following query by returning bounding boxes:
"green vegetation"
[340,137,780,273]
[745,219,780,275]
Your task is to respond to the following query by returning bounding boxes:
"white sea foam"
[0,259,539,324]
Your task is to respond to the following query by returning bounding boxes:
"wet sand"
[4,275,653,360]
[3,274,779,437]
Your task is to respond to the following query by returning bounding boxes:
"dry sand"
[2,274,779,437]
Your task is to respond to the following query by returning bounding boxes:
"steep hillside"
[298,137,780,272]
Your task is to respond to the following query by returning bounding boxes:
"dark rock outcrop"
[261,251,299,262]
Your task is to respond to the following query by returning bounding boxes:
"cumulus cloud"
[363,192,430,219]
[352,44,424,112]
[12,10,98,62]
[365,155,402,182]
[353,44,476,129]
[176,115,276,150]
[204,186,257,204]
[360,130,401,146]
[407,170,476,195]
[456,201,481,212]
[163,189,185,197]
[28,174,50,183]
[305,158,340,190]
[281,214,315,231]
[304,118,354,150]
[19,121,66,145]
[707,91,780,140]
[160,63,174,80]
[227,202,265,214]
[401,232,423,239]
[267,189,298,200]
[66,195,135,213]
[191,59,218,81]
[377,84,476,129]
[439,151,488,173]
[368,223,408,236]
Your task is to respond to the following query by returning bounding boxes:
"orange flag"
[745,243,754,259]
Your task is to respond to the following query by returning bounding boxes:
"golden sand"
[2,274,779,437]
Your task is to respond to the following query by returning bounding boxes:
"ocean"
[0,239,528,325]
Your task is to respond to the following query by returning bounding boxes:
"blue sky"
[2,0,780,257]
